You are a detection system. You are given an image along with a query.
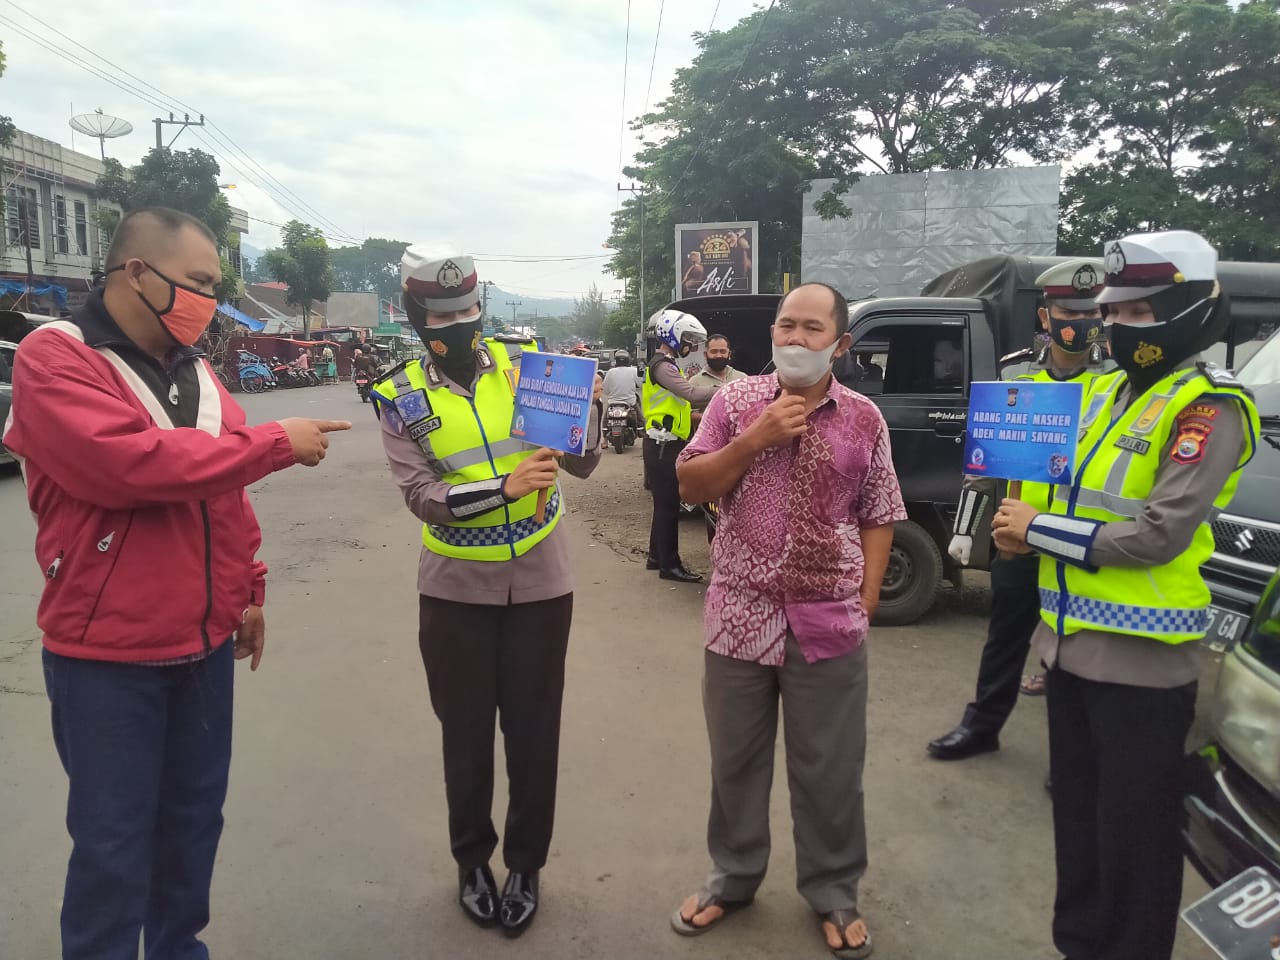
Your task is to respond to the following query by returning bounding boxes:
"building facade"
[1,129,248,315]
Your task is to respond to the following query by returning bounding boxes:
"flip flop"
[669,892,753,936]
[820,908,873,959]
[1020,673,1047,696]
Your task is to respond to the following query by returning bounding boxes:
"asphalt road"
[0,382,1217,959]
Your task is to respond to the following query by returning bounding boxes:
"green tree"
[569,283,610,342]
[607,0,1097,300]
[330,237,410,300]
[0,42,15,150]
[95,147,233,244]
[1059,0,1280,262]
[261,220,333,336]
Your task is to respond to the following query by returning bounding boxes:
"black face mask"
[1048,316,1102,355]
[425,317,483,382]
[1107,321,1182,395]
[706,356,730,372]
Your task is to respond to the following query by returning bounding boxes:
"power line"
[663,0,778,200]
[708,0,723,32]
[616,0,632,185]
[641,0,667,118]
[0,0,354,239]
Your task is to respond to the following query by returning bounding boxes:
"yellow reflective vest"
[1038,365,1260,641]
[372,340,561,561]
[642,357,692,440]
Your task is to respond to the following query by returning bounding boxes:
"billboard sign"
[675,221,759,298]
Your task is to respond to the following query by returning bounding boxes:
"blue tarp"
[0,279,68,309]
[217,302,266,332]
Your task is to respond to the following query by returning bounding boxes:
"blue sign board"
[963,380,1083,484]
[511,351,598,455]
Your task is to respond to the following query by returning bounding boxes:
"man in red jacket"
[2,207,349,960]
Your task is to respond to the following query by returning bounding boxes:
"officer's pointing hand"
[504,448,560,500]
[279,418,353,467]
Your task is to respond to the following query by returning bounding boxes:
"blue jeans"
[43,641,234,960]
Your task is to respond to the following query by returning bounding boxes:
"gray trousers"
[702,633,869,915]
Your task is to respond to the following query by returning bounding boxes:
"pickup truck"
[666,255,1278,626]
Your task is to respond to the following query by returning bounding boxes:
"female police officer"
[371,244,602,938]
[993,230,1260,960]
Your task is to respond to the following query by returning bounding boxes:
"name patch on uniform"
[408,417,443,440]
[1114,434,1150,455]
[393,389,434,425]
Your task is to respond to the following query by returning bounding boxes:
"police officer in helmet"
[994,230,1260,960]
[370,244,602,939]
[643,309,716,581]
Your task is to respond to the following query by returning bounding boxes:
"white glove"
[948,534,973,566]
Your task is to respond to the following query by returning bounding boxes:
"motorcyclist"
[602,349,642,429]
[352,348,379,378]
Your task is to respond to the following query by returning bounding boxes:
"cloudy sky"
[2,0,763,299]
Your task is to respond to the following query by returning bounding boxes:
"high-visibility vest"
[372,340,561,561]
[1014,364,1103,513]
[1038,365,1260,641]
[642,357,692,440]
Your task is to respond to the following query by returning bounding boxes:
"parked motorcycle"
[605,402,638,454]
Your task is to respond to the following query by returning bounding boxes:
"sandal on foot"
[820,908,873,959]
[670,892,752,936]
[1020,673,1047,696]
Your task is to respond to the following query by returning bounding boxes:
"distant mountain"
[483,287,580,321]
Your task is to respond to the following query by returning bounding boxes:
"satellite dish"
[69,109,133,159]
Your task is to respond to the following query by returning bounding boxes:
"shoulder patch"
[1197,361,1241,388]
[1171,418,1214,465]
[1000,347,1035,365]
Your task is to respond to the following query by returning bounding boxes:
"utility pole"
[153,112,206,149]
[18,194,34,310]
[506,299,523,329]
[478,279,495,321]
[617,182,647,348]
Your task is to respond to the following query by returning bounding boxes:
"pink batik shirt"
[678,373,907,666]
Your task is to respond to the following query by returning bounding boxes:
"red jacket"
[3,317,296,663]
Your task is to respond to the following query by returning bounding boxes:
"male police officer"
[994,231,1260,960]
[371,245,601,938]
[643,309,716,581]
[928,259,1108,760]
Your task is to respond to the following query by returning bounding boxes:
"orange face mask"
[110,262,217,347]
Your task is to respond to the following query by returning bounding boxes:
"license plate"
[1205,604,1249,652]
[1182,866,1280,959]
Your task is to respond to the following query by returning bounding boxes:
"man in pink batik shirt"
[670,282,905,960]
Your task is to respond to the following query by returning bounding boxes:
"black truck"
[666,256,1278,626]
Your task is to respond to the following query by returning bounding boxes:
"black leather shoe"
[646,555,659,570]
[659,565,703,583]
[500,871,539,938]
[926,726,999,760]
[458,865,498,928]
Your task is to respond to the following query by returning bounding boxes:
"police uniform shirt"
[378,344,603,604]
[1031,366,1247,688]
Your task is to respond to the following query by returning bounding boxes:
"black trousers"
[961,552,1043,735]
[1047,668,1196,960]
[644,436,686,569]
[418,593,573,873]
